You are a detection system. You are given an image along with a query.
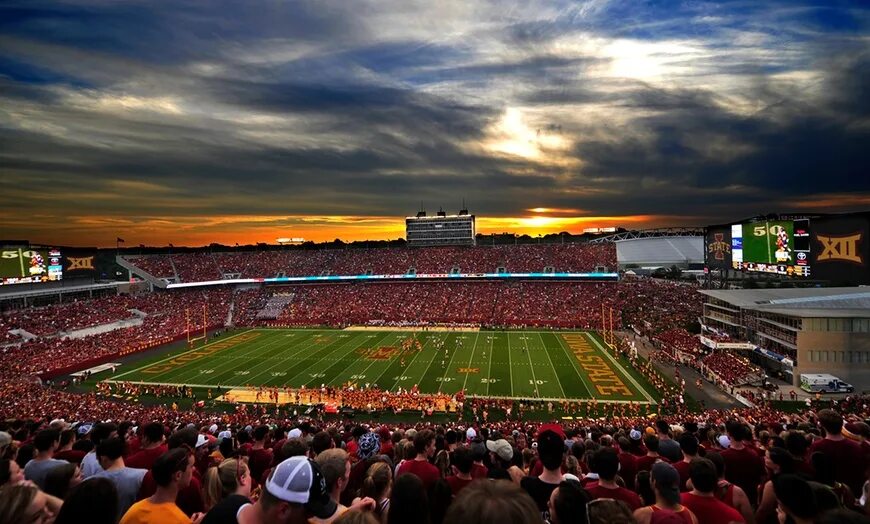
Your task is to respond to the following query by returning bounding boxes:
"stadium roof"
[699,287,870,318]
[615,236,703,267]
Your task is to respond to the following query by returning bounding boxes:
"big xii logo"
[66,256,95,271]
[815,233,863,264]
[708,233,731,261]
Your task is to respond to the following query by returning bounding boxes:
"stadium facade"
[699,287,870,390]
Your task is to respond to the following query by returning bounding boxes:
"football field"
[106,328,655,403]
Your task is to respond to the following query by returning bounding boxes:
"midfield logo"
[66,256,95,271]
[816,233,863,264]
[708,233,731,261]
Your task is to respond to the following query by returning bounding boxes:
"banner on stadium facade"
[63,248,98,276]
[809,213,869,285]
[704,225,732,269]
[700,336,755,350]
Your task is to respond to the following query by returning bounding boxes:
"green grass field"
[105,328,655,403]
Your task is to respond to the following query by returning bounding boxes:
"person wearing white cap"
[466,427,476,442]
[234,456,337,524]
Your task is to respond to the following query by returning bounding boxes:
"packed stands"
[700,351,764,387]
[126,243,618,282]
[1,295,136,336]
[0,289,231,380]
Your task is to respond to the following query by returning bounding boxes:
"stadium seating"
[125,243,618,282]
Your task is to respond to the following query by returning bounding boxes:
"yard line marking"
[282,332,379,387]
[176,330,313,386]
[381,332,443,392]
[438,334,463,394]
[506,333,514,397]
[324,332,398,387]
[538,333,567,398]
[486,332,496,396]
[413,332,451,392]
[521,333,540,398]
[460,332,481,392]
[242,332,351,386]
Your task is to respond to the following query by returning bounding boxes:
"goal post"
[186,304,208,346]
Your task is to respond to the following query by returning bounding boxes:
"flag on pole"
[117,237,125,243]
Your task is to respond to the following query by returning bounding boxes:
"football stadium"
[2,3,870,524]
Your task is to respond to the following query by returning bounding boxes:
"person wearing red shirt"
[126,423,167,471]
[810,409,867,496]
[247,425,273,487]
[585,448,643,510]
[636,434,663,474]
[720,422,763,503]
[673,434,699,492]
[680,458,745,524]
[53,429,86,464]
[445,446,474,497]
[396,429,439,490]
[616,437,638,490]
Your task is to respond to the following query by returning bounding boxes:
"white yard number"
[235,371,250,375]
[529,379,546,385]
[271,372,287,377]
[481,378,497,384]
[309,373,325,378]
[350,375,366,380]
[199,369,214,374]
[392,375,410,381]
[435,377,454,382]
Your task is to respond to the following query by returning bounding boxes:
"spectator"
[720,422,763,504]
[633,462,698,524]
[353,461,392,519]
[1,458,25,487]
[388,473,430,524]
[236,456,336,524]
[55,477,119,524]
[121,448,196,524]
[704,452,754,524]
[810,409,867,496]
[53,429,85,464]
[680,458,745,524]
[201,458,252,523]
[127,422,168,470]
[586,498,636,524]
[94,436,148,519]
[314,449,352,523]
[772,474,818,524]
[485,438,514,481]
[43,462,82,500]
[24,429,69,490]
[585,447,642,510]
[396,430,439,490]
[657,421,682,462]
[0,482,61,524]
[81,422,118,479]
[674,434,700,492]
[636,434,661,474]
[548,478,589,524]
[444,479,541,524]
[756,447,795,524]
[521,425,566,520]
[445,446,474,498]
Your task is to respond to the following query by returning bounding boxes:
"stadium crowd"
[0,290,231,380]
[125,243,617,282]
[1,394,869,524]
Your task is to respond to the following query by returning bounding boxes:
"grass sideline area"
[101,328,656,404]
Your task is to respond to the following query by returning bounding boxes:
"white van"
[800,373,854,393]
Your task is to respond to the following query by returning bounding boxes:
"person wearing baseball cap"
[633,462,698,524]
[235,456,335,524]
[485,439,514,480]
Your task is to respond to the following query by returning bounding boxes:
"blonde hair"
[0,483,38,524]
[361,461,392,503]
[204,458,248,511]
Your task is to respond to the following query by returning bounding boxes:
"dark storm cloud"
[0,0,868,244]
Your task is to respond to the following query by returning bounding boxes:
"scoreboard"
[731,218,811,277]
[0,246,63,285]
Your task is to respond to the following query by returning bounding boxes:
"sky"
[0,1,868,247]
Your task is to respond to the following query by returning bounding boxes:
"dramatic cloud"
[0,1,867,246]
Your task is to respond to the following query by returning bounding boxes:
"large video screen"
[732,219,811,277]
[0,247,63,285]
